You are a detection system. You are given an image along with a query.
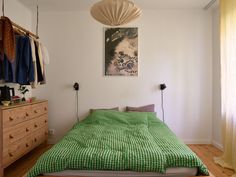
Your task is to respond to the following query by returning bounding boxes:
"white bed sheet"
[44,167,198,177]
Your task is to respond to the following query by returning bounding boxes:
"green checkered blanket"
[27,111,209,177]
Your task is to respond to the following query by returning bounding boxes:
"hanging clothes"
[30,41,49,88]
[0,33,17,83]
[30,38,37,88]
[4,54,14,82]
[0,35,35,84]
[34,41,43,83]
[0,58,3,81]
[41,44,50,65]
[15,35,34,85]
[0,17,48,87]
[40,43,49,84]
[36,41,44,75]
[0,54,13,83]
[0,16,15,62]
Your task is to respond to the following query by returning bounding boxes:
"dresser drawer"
[32,114,48,132]
[2,105,32,128]
[2,136,31,167]
[2,101,48,129]
[2,126,48,167]
[3,114,48,145]
[31,102,48,118]
[29,126,48,148]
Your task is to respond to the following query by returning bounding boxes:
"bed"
[26,110,209,177]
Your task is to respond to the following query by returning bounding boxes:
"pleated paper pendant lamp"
[90,0,142,26]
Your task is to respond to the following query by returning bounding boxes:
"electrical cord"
[76,90,79,122]
[2,0,4,16]
[161,90,165,123]
[36,2,39,36]
[74,82,79,122]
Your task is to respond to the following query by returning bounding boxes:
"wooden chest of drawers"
[0,100,48,176]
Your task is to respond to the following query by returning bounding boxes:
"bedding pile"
[27,111,209,177]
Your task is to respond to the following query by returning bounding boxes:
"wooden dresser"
[0,100,48,176]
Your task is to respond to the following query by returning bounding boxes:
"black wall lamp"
[73,82,79,91]
[160,84,166,91]
[160,83,167,122]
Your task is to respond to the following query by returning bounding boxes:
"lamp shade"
[90,0,142,26]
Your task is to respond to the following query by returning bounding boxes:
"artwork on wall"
[105,28,138,76]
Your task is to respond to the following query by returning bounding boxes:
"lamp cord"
[161,90,165,123]
[2,0,4,16]
[76,90,79,122]
[36,0,39,36]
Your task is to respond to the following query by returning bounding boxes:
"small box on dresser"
[0,100,48,177]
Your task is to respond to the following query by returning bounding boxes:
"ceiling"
[19,0,217,12]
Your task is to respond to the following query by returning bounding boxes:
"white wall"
[0,0,32,98]
[212,6,222,149]
[0,0,32,29]
[31,9,213,144]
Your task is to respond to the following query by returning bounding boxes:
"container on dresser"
[0,100,48,177]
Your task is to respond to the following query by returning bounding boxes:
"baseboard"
[183,139,212,144]
[212,140,223,151]
[47,139,57,145]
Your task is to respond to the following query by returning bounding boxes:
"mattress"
[44,167,198,177]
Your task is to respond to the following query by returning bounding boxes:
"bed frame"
[27,167,207,176]
[39,174,215,177]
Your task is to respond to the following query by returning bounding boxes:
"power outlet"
[49,129,55,136]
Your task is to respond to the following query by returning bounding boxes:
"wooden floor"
[4,144,52,177]
[3,144,235,177]
[188,145,235,177]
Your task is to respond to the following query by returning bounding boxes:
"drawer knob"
[25,112,29,117]
[9,153,13,157]
[26,143,29,147]
[34,110,38,113]
[34,138,37,142]
[45,120,47,123]
[9,135,14,139]
[34,124,38,128]
[9,117,14,121]
[26,128,29,132]
[44,107,47,111]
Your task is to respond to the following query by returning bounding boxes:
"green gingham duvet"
[27,111,209,177]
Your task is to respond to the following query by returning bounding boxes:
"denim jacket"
[15,35,34,84]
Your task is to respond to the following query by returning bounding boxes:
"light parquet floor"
[188,144,234,177]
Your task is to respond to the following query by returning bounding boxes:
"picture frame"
[104,27,138,76]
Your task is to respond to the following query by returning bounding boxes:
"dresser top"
[0,100,47,110]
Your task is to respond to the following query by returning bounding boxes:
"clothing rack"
[0,16,39,39]
[1,0,40,39]
[12,20,39,39]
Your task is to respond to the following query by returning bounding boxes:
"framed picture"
[105,28,138,76]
